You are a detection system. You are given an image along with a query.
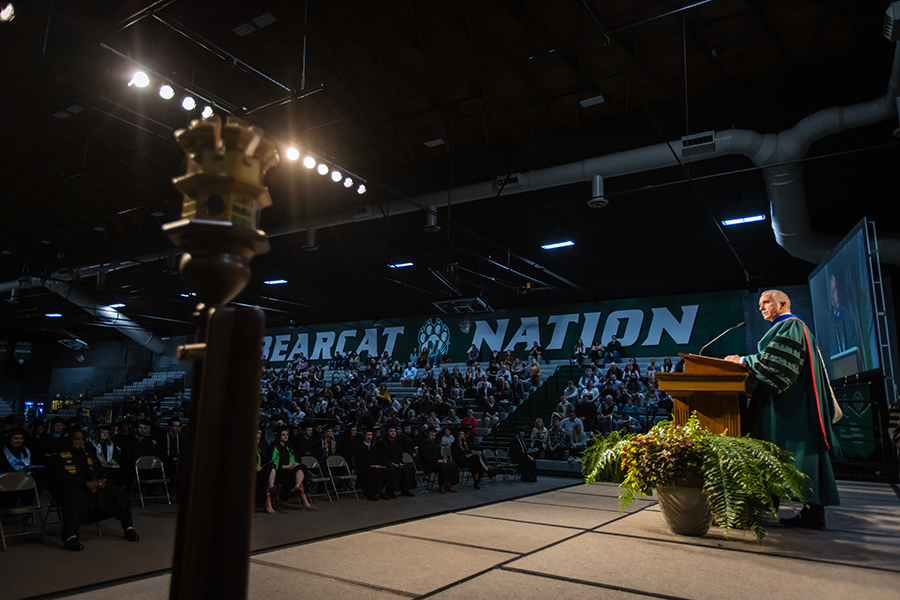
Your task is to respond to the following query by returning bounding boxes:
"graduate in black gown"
[450,429,490,489]
[255,426,275,513]
[267,426,317,510]
[508,427,538,482]
[354,428,385,500]
[50,429,139,551]
[378,424,416,497]
[419,426,459,493]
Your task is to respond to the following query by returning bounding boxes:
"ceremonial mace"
[162,116,278,600]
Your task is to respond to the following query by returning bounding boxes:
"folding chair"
[325,455,358,501]
[134,456,172,508]
[481,449,501,484]
[496,448,519,481]
[301,456,333,503]
[403,452,433,490]
[0,472,47,551]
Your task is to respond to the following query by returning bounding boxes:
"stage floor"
[4,478,898,600]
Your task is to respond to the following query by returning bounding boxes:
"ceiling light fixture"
[343,177,354,188]
[263,279,288,285]
[0,3,15,22]
[722,214,766,226]
[579,94,605,108]
[330,170,342,182]
[316,163,329,175]
[128,71,150,88]
[201,105,214,119]
[302,156,316,169]
[159,84,175,100]
[45,313,62,318]
[108,303,125,308]
[286,147,300,161]
[541,240,575,250]
[357,184,367,195]
[182,96,196,111]
[388,262,413,268]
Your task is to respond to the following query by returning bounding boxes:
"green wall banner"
[262,290,745,366]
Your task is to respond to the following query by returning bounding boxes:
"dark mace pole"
[163,116,279,600]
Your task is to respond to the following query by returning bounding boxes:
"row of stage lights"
[129,71,215,118]
[128,70,367,195]
[286,149,366,194]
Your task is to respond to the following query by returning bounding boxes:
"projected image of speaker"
[808,219,881,380]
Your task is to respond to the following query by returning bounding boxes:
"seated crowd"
[529,355,678,463]
[1,345,549,550]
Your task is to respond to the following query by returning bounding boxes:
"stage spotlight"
[201,105,214,119]
[330,170,342,182]
[1,3,15,22]
[286,147,300,161]
[182,96,196,110]
[357,184,367,195]
[343,177,353,188]
[302,156,316,169]
[316,163,328,175]
[128,71,150,88]
[159,84,175,99]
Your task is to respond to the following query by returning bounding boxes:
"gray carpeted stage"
[3,478,898,599]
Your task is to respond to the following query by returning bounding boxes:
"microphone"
[699,322,746,356]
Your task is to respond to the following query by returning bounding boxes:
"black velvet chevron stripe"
[772,335,803,352]
[760,356,800,378]
[754,361,792,391]
[767,345,803,365]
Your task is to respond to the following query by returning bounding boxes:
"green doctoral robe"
[744,315,842,506]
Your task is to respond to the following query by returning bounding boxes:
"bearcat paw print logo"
[418,318,451,356]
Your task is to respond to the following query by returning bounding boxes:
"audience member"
[545,415,567,461]
[51,429,139,551]
[451,429,490,489]
[378,425,416,497]
[268,426,317,510]
[573,338,586,366]
[605,335,622,363]
[354,428,386,501]
[509,427,537,482]
[419,427,459,493]
[530,418,546,458]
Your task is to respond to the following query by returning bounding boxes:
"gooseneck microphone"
[698,322,746,356]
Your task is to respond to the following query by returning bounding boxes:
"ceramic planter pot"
[656,482,713,537]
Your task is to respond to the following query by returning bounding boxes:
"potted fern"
[582,413,809,543]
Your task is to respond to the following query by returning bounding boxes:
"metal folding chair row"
[134,456,172,508]
[300,456,333,503]
[325,455,359,501]
[0,472,46,551]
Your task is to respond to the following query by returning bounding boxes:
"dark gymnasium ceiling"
[1,0,899,349]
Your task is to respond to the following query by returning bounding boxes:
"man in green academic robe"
[726,290,843,529]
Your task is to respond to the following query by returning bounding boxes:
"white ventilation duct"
[0,276,166,354]
[269,42,900,266]
[5,43,900,310]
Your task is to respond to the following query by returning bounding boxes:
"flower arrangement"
[582,413,809,542]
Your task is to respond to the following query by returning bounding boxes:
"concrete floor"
[4,479,898,600]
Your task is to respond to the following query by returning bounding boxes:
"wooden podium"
[655,354,751,437]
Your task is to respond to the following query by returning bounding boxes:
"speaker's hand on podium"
[723,355,744,364]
